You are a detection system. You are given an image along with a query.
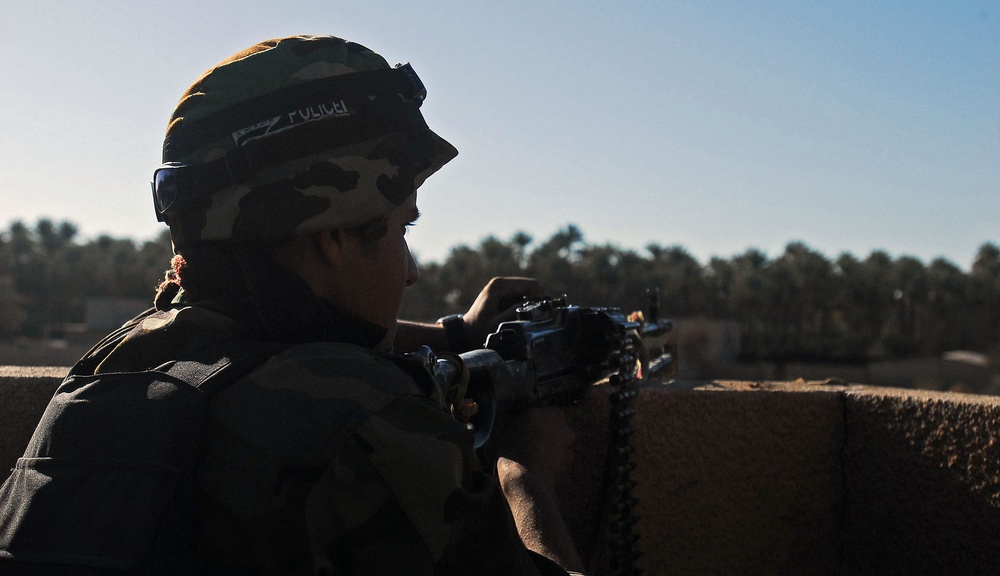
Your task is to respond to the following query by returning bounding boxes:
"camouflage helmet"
[152,35,457,250]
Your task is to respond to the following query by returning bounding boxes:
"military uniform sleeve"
[195,342,562,576]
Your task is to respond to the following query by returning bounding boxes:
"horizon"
[2,215,996,272]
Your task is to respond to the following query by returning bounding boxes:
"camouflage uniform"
[94,295,560,575]
[144,36,567,574]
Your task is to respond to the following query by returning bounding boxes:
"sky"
[1,1,997,270]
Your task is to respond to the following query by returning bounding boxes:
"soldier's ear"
[275,229,348,301]
[275,230,341,278]
[316,228,346,267]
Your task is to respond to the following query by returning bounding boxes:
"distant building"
[942,350,990,367]
[85,297,150,332]
[671,318,742,378]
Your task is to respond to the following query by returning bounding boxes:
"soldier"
[112,34,580,574]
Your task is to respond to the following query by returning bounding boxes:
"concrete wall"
[0,366,65,473]
[560,380,1000,575]
[3,368,999,575]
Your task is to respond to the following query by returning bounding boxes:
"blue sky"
[1,1,997,269]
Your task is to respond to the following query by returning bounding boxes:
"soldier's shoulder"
[237,341,434,407]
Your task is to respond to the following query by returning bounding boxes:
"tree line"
[0,220,172,338]
[2,219,999,366]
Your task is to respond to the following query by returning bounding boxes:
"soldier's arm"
[496,408,585,573]
[394,277,543,353]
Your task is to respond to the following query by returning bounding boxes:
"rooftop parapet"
[2,368,998,575]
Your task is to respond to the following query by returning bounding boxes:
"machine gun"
[417,290,674,446]
[413,290,674,576]
[483,291,674,406]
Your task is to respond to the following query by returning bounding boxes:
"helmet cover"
[159,35,457,249]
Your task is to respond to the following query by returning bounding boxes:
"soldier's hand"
[462,277,543,348]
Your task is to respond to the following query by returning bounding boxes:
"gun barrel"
[637,319,675,380]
